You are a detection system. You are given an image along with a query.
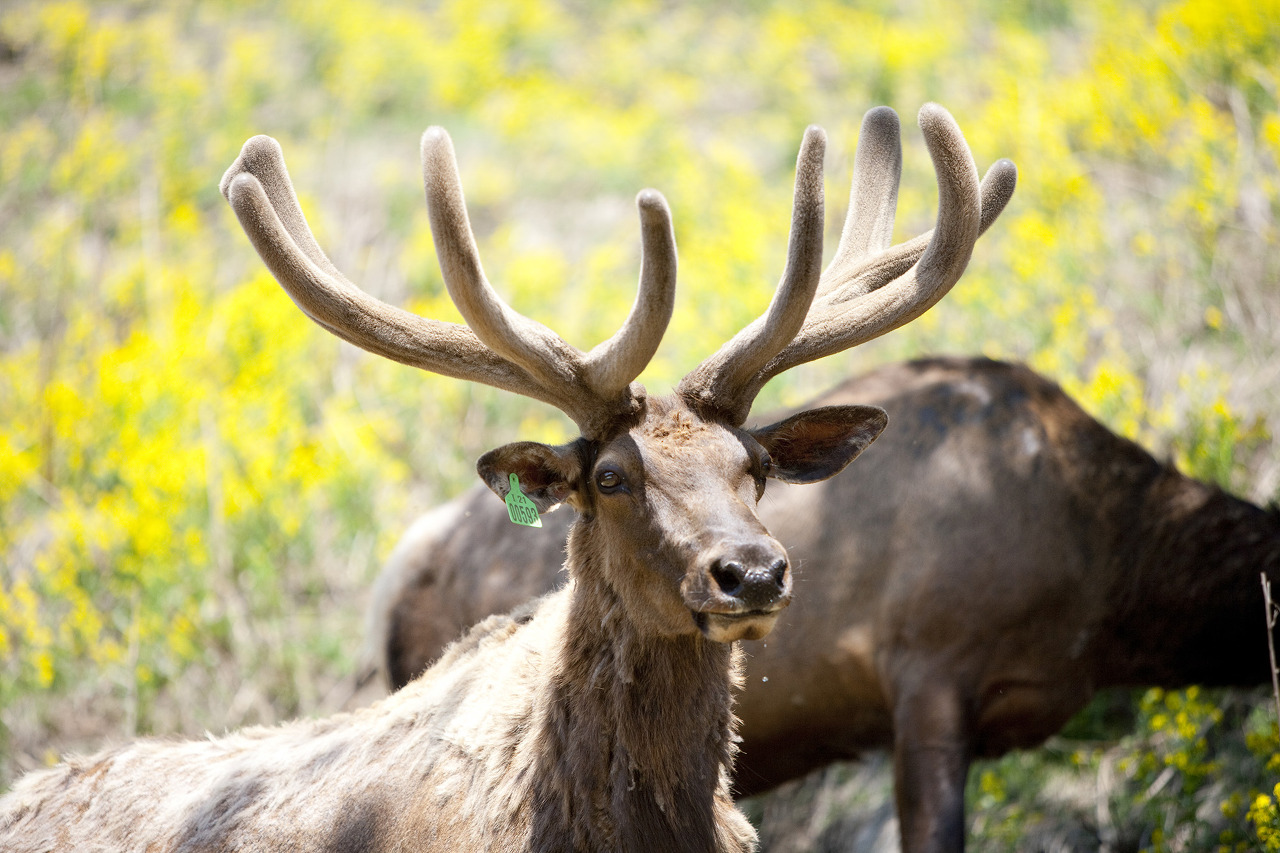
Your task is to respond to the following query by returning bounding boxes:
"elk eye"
[596,468,625,493]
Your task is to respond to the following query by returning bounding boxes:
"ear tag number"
[505,473,542,528]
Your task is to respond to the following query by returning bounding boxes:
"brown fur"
[370,356,1277,853]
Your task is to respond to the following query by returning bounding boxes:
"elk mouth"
[691,606,787,643]
[682,549,793,642]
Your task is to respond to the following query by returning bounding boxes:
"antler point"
[864,106,899,130]
[917,102,953,128]
[636,188,668,212]
[420,126,454,162]
[225,171,260,201]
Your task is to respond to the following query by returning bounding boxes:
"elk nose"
[710,552,790,610]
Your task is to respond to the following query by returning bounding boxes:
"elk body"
[0,105,1014,852]
[370,355,1278,852]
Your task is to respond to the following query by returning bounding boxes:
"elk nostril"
[769,558,788,587]
[711,561,745,597]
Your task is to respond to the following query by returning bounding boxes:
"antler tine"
[581,189,678,399]
[743,104,1006,399]
[420,128,581,385]
[220,136,547,400]
[421,127,677,433]
[220,135,338,281]
[676,126,827,419]
[819,155,1016,306]
[820,105,902,295]
[977,157,1018,233]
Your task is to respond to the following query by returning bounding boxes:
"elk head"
[221,105,1015,644]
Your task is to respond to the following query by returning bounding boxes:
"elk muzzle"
[687,538,792,642]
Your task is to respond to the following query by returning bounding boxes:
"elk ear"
[477,440,586,513]
[751,405,888,484]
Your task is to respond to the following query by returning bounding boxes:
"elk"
[368,355,1278,852]
[0,105,1015,852]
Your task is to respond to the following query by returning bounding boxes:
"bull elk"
[368,355,1278,852]
[0,105,1014,852]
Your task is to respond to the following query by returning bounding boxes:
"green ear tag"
[505,473,542,528]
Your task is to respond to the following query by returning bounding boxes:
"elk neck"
[519,518,749,852]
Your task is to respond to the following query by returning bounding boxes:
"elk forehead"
[622,401,763,495]
[585,399,764,524]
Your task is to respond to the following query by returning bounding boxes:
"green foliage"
[1233,707,1280,851]
[963,689,1280,851]
[1245,782,1280,852]
[1,0,1278,846]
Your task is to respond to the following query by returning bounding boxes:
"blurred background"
[1,0,1278,848]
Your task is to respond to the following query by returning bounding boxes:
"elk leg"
[892,684,971,853]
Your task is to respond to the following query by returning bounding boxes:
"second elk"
[0,104,1013,853]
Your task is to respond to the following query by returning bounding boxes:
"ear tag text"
[505,473,543,528]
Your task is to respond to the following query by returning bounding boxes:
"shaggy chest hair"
[393,572,755,853]
[530,571,746,850]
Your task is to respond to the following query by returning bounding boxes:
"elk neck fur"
[524,520,751,851]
